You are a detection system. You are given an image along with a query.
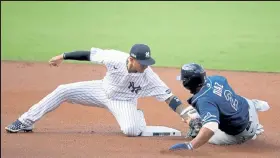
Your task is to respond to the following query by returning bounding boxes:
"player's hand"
[49,54,64,67]
[169,142,193,151]
[181,118,191,124]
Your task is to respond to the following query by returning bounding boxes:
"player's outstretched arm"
[190,125,215,148]
[165,95,200,121]
[169,125,214,150]
[49,51,91,67]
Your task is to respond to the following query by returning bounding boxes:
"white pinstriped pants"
[18,80,146,136]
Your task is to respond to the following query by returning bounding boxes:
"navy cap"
[129,44,155,66]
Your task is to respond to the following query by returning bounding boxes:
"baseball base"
[140,126,182,137]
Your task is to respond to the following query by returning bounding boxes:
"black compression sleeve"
[63,51,91,61]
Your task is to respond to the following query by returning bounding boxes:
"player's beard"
[126,59,138,73]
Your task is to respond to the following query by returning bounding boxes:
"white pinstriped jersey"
[90,47,173,101]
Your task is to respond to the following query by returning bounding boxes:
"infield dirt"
[2,61,280,158]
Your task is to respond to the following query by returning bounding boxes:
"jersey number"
[213,82,239,111]
[224,90,238,111]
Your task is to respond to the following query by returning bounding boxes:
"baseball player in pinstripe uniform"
[5,44,201,137]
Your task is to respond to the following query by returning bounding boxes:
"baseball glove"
[186,118,202,139]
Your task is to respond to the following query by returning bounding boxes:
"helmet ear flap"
[182,79,190,89]
[182,73,206,94]
[179,63,206,94]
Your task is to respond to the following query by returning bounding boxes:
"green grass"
[2,1,280,72]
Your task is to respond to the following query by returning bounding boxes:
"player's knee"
[121,125,143,137]
[208,136,239,145]
[56,84,67,92]
[55,84,71,98]
[208,139,220,145]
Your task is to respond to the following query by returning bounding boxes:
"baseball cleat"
[252,134,257,140]
[252,99,270,112]
[255,124,264,135]
[5,120,33,133]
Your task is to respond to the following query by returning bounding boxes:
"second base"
[140,126,182,137]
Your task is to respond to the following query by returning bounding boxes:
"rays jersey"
[187,76,250,135]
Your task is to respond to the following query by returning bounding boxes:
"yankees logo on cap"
[130,44,155,66]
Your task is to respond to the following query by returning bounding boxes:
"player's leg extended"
[107,100,146,137]
[236,98,265,139]
[208,129,238,145]
[5,80,107,133]
[251,99,270,135]
[208,127,255,145]
[209,126,256,145]
[209,99,263,145]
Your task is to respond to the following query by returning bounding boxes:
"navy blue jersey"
[187,75,250,135]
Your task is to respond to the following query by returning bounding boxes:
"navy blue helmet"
[176,63,206,94]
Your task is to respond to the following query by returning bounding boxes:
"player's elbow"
[203,121,219,133]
